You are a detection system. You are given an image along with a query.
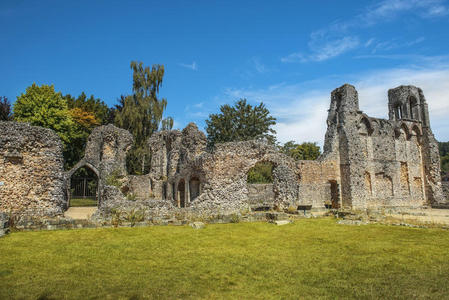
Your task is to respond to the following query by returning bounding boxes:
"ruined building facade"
[0,84,446,219]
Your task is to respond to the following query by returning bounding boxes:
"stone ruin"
[0,84,447,222]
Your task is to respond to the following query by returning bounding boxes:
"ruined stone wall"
[442,182,449,201]
[247,184,275,207]
[0,122,66,217]
[321,84,445,209]
[188,140,299,212]
[68,124,133,180]
[297,160,340,208]
[66,124,133,207]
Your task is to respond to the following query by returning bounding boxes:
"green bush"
[105,169,123,188]
[247,162,273,184]
[124,209,145,226]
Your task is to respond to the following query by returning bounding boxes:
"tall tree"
[65,92,110,125]
[439,142,449,176]
[0,96,12,121]
[14,84,74,144]
[205,99,276,148]
[280,141,321,161]
[61,92,111,167]
[115,61,172,174]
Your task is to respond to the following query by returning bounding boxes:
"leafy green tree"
[65,92,110,125]
[14,83,74,144]
[281,141,321,161]
[0,96,12,121]
[60,92,112,168]
[247,161,274,184]
[205,99,276,148]
[115,61,173,174]
[439,142,449,176]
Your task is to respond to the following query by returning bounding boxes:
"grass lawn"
[1,219,449,299]
[69,198,98,207]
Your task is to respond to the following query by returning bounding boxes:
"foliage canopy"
[0,96,12,121]
[280,141,321,161]
[439,142,449,176]
[114,61,173,174]
[14,83,74,144]
[205,99,276,148]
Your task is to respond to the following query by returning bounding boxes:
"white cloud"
[179,61,198,71]
[223,59,449,145]
[281,36,360,63]
[252,57,268,74]
[371,37,426,53]
[282,0,447,63]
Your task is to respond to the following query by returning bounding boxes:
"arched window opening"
[247,161,274,184]
[409,96,418,120]
[189,176,201,201]
[70,166,98,207]
[247,161,275,211]
[177,179,185,208]
[394,103,403,120]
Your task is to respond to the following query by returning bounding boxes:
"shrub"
[105,169,123,188]
[126,193,137,201]
[230,213,240,223]
[125,209,145,227]
[110,209,123,227]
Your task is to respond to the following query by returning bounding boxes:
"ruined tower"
[322,84,445,209]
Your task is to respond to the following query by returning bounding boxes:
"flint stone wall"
[322,84,445,209]
[189,140,299,212]
[443,182,449,201]
[247,184,275,207]
[0,121,66,217]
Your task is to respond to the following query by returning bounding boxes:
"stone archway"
[66,160,101,208]
[67,164,100,207]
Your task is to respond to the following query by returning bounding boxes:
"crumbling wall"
[66,124,133,207]
[320,84,445,209]
[189,140,299,212]
[443,182,449,201]
[247,184,275,207]
[297,160,340,208]
[0,121,66,217]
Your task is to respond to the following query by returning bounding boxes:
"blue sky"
[1,0,449,144]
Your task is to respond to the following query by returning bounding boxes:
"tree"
[0,96,12,121]
[65,107,100,168]
[14,83,74,144]
[65,92,110,125]
[247,161,273,184]
[439,142,449,176]
[205,99,276,148]
[281,141,321,161]
[62,92,112,168]
[114,61,173,174]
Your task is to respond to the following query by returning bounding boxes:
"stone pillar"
[166,182,172,201]
[185,178,190,204]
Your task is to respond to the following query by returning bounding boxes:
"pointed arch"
[358,115,374,136]
[394,122,411,140]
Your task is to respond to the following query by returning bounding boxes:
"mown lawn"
[1,219,449,299]
[69,198,98,207]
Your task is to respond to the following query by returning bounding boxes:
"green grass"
[69,198,98,207]
[1,219,449,299]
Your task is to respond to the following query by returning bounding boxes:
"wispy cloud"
[371,37,426,53]
[252,57,268,74]
[224,56,449,145]
[179,61,198,71]
[282,0,448,63]
[282,36,360,63]
[363,0,449,22]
